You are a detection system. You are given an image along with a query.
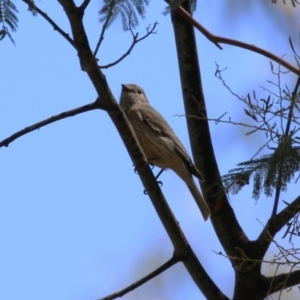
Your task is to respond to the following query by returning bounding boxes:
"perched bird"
[120,84,211,221]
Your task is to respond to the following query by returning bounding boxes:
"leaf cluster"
[0,0,18,43]
[271,0,299,7]
[223,137,300,199]
[99,0,150,30]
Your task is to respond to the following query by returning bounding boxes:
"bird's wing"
[138,104,204,181]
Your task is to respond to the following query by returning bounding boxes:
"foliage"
[223,140,300,199]
[215,63,300,205]
[0,0,18,43]
[99,0,150,30]
[271,0,299,6]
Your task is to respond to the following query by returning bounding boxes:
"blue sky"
[1,1,300,299]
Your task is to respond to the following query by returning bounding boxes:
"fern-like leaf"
[99,0,150,30]
[0,0,18,43]
[223,139,300,199]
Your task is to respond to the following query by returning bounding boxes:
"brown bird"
[120,84,210,221]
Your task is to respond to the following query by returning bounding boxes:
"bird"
[120,83,211,221]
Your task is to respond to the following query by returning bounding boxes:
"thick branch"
[176,5,299,76]
[171,4,249,263]
[256,195,300,254]
[0,102,98,147]
[267,269,300,295]
[233,273,270,300]
[57,1,226,298]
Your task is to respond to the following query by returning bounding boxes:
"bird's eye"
[137,89,142,94]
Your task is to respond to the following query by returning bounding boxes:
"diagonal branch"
[57,1,227,299]
[0,101,98,148]
[176,5,299,75]
[171,4,249,264]
[256,195,300,254]
[99,255,180,300]
[267,269,300,295]
[22,0,76,48]
[79,0,90,12]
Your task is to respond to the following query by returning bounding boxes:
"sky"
[1,1,300,300]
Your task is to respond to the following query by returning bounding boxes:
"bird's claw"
[143,180,163,195]
[157,180,163,187]
[134,163,154,174]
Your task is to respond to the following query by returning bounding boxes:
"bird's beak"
[121,84,129,91]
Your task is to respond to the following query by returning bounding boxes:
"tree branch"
[98,22,158,69]
[171,4,249,266]
[22,0,76,49]
[99,255,180,300]
[79,0,90,12]
[267,269,300,295]
[0,102,98,148]
[271,76,300,217]
[57,1,226,298]
[93,0,115,58]
[256,195,300,254]
[176,5,299,76]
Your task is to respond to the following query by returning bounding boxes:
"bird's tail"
[187,180,211,221]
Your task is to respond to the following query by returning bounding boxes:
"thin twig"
[256,220,300,297]
[215,64,300,130]
[98,255,180,300]
[285,77,300,136]
[215,250,300,269]
[93,0,115,57]
[184,114,280,137]
[176,5,299,75]
[0,102,98,148]
[99,22,158,69]
[271,76,300,217]
[22,0,76,48]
